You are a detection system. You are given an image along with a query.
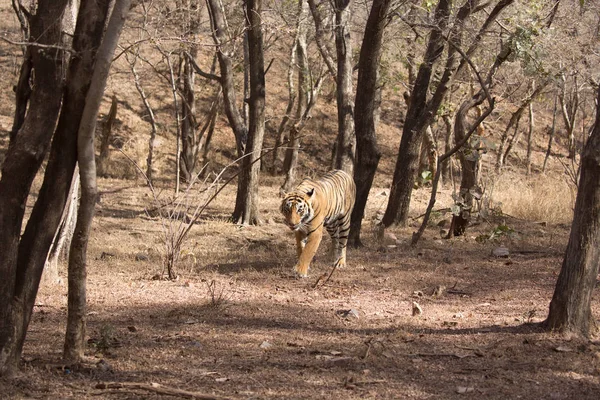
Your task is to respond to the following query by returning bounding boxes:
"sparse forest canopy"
[0,0,599,398]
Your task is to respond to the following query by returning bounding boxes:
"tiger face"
[280,189,315,232]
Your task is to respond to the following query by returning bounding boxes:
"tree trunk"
[381,0,453,228]
[43,171,80,286]
[232,0,265,225]
[441,114,453,185]
[96,94,118,178]
[282,0,309,192]
[545,85,600,338]
[0,0,69,376]
[348,0,391,247]
[560,74,579,159]
[9,48,32,144]
[382,0,513,228]
[418,126,437,185]
[450,99,483,236]
[332,0,355,175]
[64,0,131,363]
[526,101,535,175]
[271,27,298,174]
[207,0,248,157]
[307,0,336,78]
[0,0,112,376]
[496,80,547,171]
[542,93,559,172]
[180,53,198,182]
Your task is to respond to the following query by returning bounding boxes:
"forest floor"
[0,176,599,400]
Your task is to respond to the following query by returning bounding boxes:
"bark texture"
[545,85,600,338]
[232,0,266,225]
[65,0,131,363]
[348,0,391,247]
[332,0,355,174]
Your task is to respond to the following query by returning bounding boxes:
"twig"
[94,382,232,400]
[311,262,338,289]
[400,352,476,359]
[0,36,75,52]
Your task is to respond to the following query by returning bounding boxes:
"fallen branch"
[94,382,232,400]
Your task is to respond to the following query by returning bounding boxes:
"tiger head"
[280,188,315,232]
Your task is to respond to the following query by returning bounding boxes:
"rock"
[412,302,423,316]
[135,253,149,261]
[336,309,360,319]
[432,285,446,297]
[456,386,474,394]
[260,341,273,350]
[492,247,510,257]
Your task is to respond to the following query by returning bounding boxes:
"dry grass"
[488,171,574,224]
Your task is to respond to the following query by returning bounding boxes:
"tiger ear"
[306,188,315,198]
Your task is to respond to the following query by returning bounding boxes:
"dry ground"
[0,176,598,400]
[1,4,599,399]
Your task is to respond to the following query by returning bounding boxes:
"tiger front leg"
[294,231,306,258]
[295,227,323,278]
[332,222,350,270]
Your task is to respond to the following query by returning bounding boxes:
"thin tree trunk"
[96,94,118,178]
[418,126,437,185]
[9,48,32,144]
[545,85,600,338]
[441,114,453,184]
[180,53,197,182]
[282,0,309,192]
[502,112,522,165]
[348,0,391,247]
[307,0,336,78]
[200,92,222,170]
[496,80,547,171]
[526,101,535,175]
[137,74,158,183]
[543,93,559,172]
[332,0,355,175]
[164,54,182,193]
[560,74,579,159]
[43,171,80,285]
[272,3,300,173]
[232,0,265,225]
[206,0,248,157]
[64,0,131,363]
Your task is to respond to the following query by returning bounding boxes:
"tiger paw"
[294,264,309,278]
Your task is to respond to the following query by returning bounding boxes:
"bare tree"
[0,0,115,375]
[331,0,355,174]
[96,95,119,177]
[65,0,132,363]
[542,92,559,172]
[281,0,310,191]
[381,0,463,228]
[544,84,600,338]
[348,0,392,247]
[560,72,581,159]
[206,0,247,157]
[232,0,266,224]
[495,80,548,171]
[526,100,535,174]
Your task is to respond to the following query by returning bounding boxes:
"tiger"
[280,169,356,278]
